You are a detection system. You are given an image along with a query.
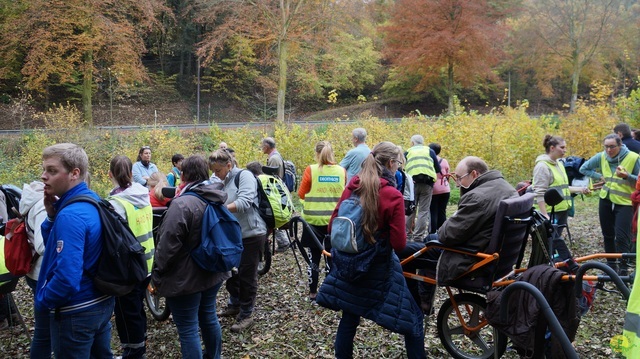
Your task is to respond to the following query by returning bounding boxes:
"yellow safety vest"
[600,152,639,206]
[533,161,571,212]
[405,146,437,180]
[171,169,181,187]
[0,236,12,286]
[111,198,154,274]
[302,164,346,226]
[622,214,640,357]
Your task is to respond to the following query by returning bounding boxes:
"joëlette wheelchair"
[400,193,535,359]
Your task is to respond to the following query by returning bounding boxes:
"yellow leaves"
[0,102,627,196]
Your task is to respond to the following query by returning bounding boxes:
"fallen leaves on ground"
[0,196,631,358]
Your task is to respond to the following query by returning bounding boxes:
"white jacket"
[19,181,47,281]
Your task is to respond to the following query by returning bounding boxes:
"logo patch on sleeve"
[56,240,64,253]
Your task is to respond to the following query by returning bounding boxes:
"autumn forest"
[1,0,639,125]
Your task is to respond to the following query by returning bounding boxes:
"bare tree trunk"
[570,63,580,113]
[82,51,93,126]
[447,61,454,115]
[277,39,288,122]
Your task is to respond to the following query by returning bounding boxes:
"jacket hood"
[460,170,505,196]
[184,180,227,204]
[110,182,151,208]
[19,181,45,216]
[535,154,556,164]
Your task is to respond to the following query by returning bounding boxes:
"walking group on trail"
[1,123,640,358]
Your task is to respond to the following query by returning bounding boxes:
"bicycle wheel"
[437,293,507,359]
[145,283,170,321]
[258,236,272,276]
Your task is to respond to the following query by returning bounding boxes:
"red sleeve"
[298,166,312,199]
[379,185,406,251]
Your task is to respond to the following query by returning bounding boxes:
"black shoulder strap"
[234,169,246,189]
[60,195,100,211]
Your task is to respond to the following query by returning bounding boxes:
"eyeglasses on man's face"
[454,172,470,183]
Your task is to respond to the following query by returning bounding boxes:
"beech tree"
[513,0,622,113]
[0,0,164,125]
[196,0,336,122]
[383,0,510,114]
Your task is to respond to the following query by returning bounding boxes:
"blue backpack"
[182,192,243,272]
[330,193,372,253]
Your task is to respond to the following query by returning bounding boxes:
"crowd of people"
[1,122,640,358]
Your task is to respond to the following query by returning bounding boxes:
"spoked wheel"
[258,236,272,276]
[437,293,508,359]
[145,282,171,321]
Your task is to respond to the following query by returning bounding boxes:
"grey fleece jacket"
[222,167,267,238]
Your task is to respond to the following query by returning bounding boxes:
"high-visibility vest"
[405,146,436,180]
[171,168,181,187]
[600,152,639,206]
[301,164,346,226]
[533,161,571,212]
[111,198,154,274]
[622,215,640,357]
[0,236,12,286]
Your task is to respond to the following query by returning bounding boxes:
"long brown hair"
[109,155,133,189]
[355,141,400,244]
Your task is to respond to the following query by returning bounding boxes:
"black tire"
[437,293,508,359]
[258,236,272,276]
[145,283,170,321]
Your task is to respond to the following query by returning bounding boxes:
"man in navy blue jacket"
[35,143,114,358]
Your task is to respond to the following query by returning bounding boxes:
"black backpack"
[61,195,148,296]
[562,156,586,184]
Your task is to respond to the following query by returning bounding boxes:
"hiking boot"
[218,306,240,317]
[230,317,254,333]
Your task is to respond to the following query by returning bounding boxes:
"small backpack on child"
[4,215,36,276]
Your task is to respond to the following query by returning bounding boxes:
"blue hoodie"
[35,182,110,313]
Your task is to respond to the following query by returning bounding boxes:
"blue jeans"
[334,311,426,359]
[166,283,223,359]
[49,297,115,359]
[26,277,52,359]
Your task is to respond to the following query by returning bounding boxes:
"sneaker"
[231,317,254,332]
[275,246,288,253]
[218,306,240,317]
[309,292,317,301]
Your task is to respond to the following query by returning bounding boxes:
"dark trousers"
[303,224,332,294]
[114,277,151,359]
[399,241,441,311]
[598,199,633,271]
[429,192,450,233]
[226,234,265,319]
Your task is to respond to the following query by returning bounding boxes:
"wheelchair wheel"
[145,283,170,321]
[437,293,507,359]
[258,236,272,276]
